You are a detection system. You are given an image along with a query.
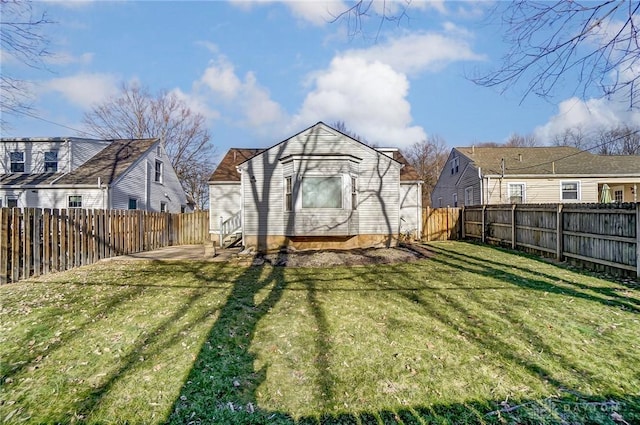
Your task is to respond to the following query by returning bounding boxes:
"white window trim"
[508,182,526,204]
[301,175,344,209]
[154,160,163,183]
[452,193,458,207]
[284,176,292,212]
[68,195,82,208]
[10,151,25,173]
[464,186,474,206]
[560,180,581,202]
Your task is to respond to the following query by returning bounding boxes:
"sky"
[3,0,640,165]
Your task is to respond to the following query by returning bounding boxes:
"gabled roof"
[209,148,264,182]
[0,173,59,186]
[55,138,159,185]
[456,146,640,175]
[393,150,421,181]
[210,122,421,183]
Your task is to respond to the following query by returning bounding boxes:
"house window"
[10,152,25,173]
[450,157,459,175]
[284,176,292,212]
[128,198,138,210]
[614,190,623,203]
[181,205,186,213]
[438,197,443,208]
[68,195,82,208]
[351,176,358,210]
[302,176,342,209]
[44,151,58,172]
[464,187,474,206]
[561,181,580,201]
[508,183,525,203]
[452,193,458,207]
[160,202,167,212]
[7,197,18,208]
[155,160,163,183]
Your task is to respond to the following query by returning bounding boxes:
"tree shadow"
[424,242,640,314]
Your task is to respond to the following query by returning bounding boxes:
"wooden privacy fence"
[422,207,461,241]
[0,208,210,284]
[462,203,640,278]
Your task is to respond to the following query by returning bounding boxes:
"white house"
[209,122,423,252]
[1,137,189,212]
[431,146,640,207]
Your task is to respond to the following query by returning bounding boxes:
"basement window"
[302,176,342,209]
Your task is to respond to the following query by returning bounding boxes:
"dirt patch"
[251,244,431,268]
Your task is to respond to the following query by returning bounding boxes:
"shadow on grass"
[423,242,640,314]
[162,253,640,424]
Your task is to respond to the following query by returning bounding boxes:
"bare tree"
[332,120,369,144]
[83,83,215,209]
[597,124,640,155]
[552,128,588,149]
[331,1,640,108]
[0,0,53,128]
[401,135,448,207]
[504,132,540,147]
[474,1,640,108]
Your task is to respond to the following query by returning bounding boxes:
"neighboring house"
[209,122,422,251]
[431,146,640,207]
[1,137,189,212]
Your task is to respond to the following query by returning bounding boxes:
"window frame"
[284,176,293,212]
[452,193,458,207]
[44,151,58,173]
[160,201,167,213]
[68,195,82,208]
[7,197,18,208]
[508,182,526,204]
[464,186,474,206]
[614,189,623,203]
[128,198,138,210]
[351,176,358,210]
[301,175,343,209]
[154,160,163,183]
[560,180,580,201]
[450,157,459,175]
[10,151,25,173]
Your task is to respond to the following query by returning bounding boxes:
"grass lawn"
[1,241,639,424]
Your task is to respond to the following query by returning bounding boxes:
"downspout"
[478,167,483,205]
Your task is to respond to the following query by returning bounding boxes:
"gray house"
[431,146,640,207]
[209,122,422,251]
[1,137,189,212]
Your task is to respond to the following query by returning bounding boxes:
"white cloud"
[195,56,286,129]
[346,30,485,75]
[170,88,220,122]
[534,96,640,142]
[45,51,94,66]
[42,73,119,108]
[292,55,426,147]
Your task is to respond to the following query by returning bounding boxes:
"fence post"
[556,204,564,261]
[0,209,8,284]
[511,204,516,250]
[636,203,639,279]
[481,205,487,244]
[460,206,465,239]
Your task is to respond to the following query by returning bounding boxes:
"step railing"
[219,212,242,247]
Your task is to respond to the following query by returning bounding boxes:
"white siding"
[1,188,105,209]
[241,125,402,238]
[1,138,110,174]
[209,183,242,232]
[399,183,421,238]
[111,143,187,212]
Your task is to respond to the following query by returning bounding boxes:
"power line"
[506,128,640,172]
[2,108,102,139]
